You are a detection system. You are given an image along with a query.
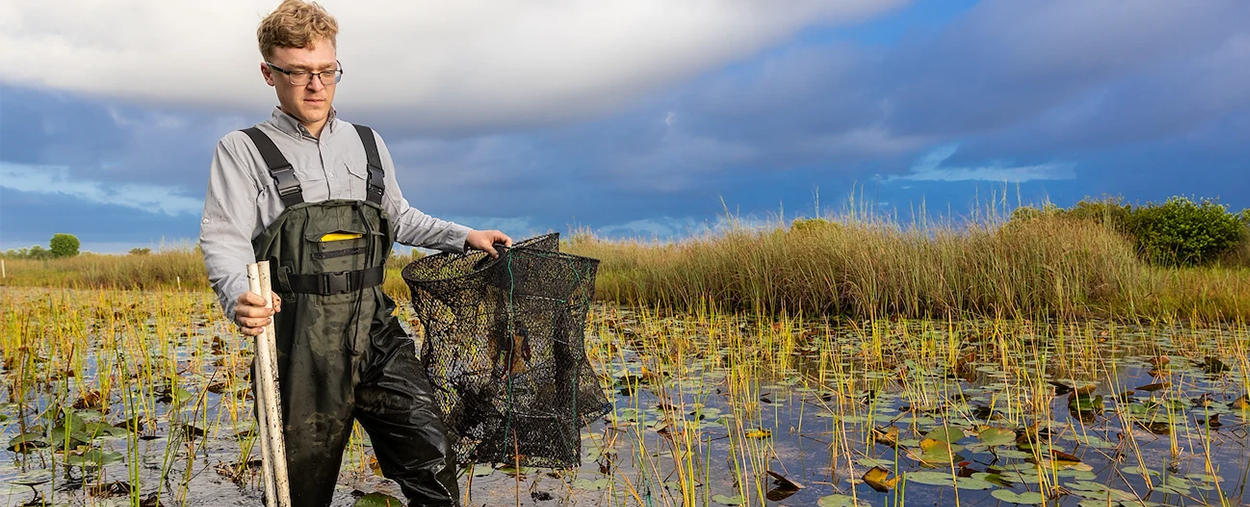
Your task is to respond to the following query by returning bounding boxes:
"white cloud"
[886,144,1075,183]
[0,0,902,131]
[0,162,202,216]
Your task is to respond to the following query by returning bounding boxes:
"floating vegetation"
[2,286,1248,506]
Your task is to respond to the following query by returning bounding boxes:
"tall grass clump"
[568,212,1142,321]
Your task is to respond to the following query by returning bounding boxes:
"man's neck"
[303,119,327,138]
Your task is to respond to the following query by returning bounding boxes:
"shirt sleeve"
[372,131,473,252]
[199,133,261,321]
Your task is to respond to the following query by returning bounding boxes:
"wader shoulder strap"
[241,127,304,207]
[353,124,386,206]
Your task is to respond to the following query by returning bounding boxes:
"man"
[199,1,509,505]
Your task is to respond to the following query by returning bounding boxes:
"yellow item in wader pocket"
[319,232,363,242]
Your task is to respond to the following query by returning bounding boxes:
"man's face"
[261,40,338,127]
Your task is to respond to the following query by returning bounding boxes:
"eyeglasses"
[266,61,343,86]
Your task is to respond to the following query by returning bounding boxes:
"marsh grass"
[1,287,1247,505]
[566,212,1250,323]
[0,250,207,291]
[3,204,1248,322]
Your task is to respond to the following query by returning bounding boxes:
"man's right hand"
[235,291,282,336]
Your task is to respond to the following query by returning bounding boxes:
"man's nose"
[306,75,325,92]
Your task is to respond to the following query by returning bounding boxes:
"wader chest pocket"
[304,220,386,271]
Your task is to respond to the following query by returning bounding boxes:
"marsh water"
[1,287,1247,506]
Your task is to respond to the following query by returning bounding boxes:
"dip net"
[401,233,609,468]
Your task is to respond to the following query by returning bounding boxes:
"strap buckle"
[270,166,300,196]
[320,270,352,294]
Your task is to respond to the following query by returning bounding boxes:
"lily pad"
[914,438,962,465]
[10,469,53,486]
[354,493,404,507]
[64,448,124,467]
[977,427,1015,446]
[973,472,1014,487]
[906,471,956,486]
[571,478,613,491]
[991,489,1045,505]
[712,494,744,505]
[6,433,48,453]
[817,494,863,507]
[924,427,965,443]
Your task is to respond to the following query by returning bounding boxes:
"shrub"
[1063,197,1134,234]
[27,245,50,260]
[790,217,841,234]
[129,247,151,255]
[50,233,81,258]
[1130,197,1246,266]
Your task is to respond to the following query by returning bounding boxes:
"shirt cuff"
[448,225,472,253]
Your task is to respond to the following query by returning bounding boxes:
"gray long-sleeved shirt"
[200,107,471,320]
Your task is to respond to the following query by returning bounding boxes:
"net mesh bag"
[401,233,610,467]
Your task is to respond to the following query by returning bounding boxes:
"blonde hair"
[257,0,339,60]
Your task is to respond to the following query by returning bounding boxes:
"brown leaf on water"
[139,493,165,507]
[73,390,103,409]
[1050,449,1081,463]
[766,470,805,490]
[1136,382,1171,392]
[872,426,899,447]
[862,466,898,492]
[1074,384,1097,395]
[1231,395,1249,410]
[88,480,134,497]
[1047,381,1073,395]
[180,424,206,439]
[1147,356,1170,368]
[1201,357,1229,375]
[1196,414,1222,429]
[367,454,384,476]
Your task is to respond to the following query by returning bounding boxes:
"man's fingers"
[235,304,274,318]
[236,315,270,327]
[238,292,264,306]
[272,293,282,313]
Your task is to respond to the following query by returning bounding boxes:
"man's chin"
[299,109,328,123]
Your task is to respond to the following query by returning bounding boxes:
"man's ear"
[260,62,276,87]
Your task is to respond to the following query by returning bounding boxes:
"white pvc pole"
[248,261,291,507]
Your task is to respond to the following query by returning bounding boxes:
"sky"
[2,0,1248,253]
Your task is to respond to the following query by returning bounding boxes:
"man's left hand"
[465,230,513,257]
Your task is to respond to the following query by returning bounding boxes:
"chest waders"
[243,125,460,507]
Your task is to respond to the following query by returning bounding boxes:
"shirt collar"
[269,106,337,138]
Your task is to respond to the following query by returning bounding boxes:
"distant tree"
[28,245,50,259]
[129,247,151,255]
[50,233,81,258]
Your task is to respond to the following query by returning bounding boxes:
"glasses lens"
[287,71,311,86]
[318,69,342,85]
